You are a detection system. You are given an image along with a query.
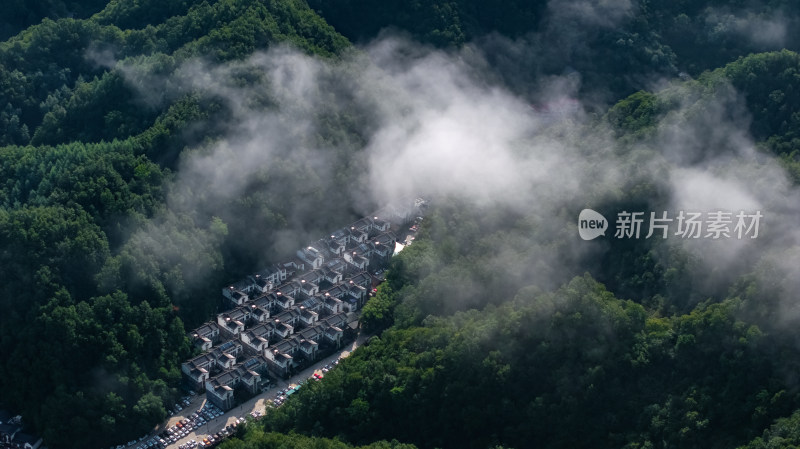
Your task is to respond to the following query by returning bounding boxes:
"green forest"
[3,0,800,448]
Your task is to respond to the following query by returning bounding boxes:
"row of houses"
[200,269,372,350]
[203,355,266,411]
[262,312,350,377]
[182,214,406,411]
[202,312,351,410]
[183,307,354,385]
[223,221,396,301]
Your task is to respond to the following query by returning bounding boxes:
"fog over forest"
[4,0,800,448]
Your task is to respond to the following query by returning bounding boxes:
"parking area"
[158,402,228,448]
[113,392,211,449]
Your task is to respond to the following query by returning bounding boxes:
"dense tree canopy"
[3,0,800,448]
[256,265,797,449]
[0,0,355,446]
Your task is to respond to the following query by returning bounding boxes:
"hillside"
[2,1,800,448]
[0,0,355,447]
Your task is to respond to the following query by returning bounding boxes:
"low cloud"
[705,8,788,48]
[101,32,800,328]
[547,0,635,28]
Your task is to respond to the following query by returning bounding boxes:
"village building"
[188,322,221,351]
[191,203,424,409]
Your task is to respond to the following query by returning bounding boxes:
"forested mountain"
[218,430,417,449]
[0,0,354,447]
[3,0,800,448]
[308,0,800,100]
[0,0,108,40]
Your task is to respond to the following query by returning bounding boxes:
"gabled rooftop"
[325,285,347,298]
[298,269,323,284]
[322,312,348,329]
[373,231,397,246]
[241,355,268,371]
[216,340,242,355]
[242,323,272,341]
[254,264,285,278]
[351,217,373,231]
[231,278,254,292]
[348,271,372,287]
[277,282,299,297]
[191,322,219,339]
[329,228,349,242]
[274,308,301,323]
[299,325,324,341]
[183,353,214,377]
